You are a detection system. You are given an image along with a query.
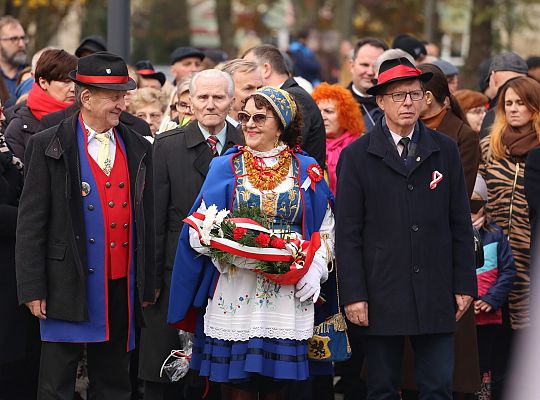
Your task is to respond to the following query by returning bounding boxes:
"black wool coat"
[335,119,477,335]
[281,77,326,168]
[138,120,244,382]
[16,113,156,322]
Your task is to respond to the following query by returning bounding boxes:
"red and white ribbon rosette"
[301,163,323,192]
[184,212,321,285]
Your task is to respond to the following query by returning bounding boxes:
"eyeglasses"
[383,90,425,102]
[136,112,163,121]
[237,111,274,127]
[0,36,29,44]
[176,101,191,111]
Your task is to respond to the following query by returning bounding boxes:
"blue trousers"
[363,333,454,400]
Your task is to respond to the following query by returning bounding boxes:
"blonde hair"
[489,77,540,160]
[128,87,168,114]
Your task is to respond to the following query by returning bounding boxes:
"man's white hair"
[189,69,234,98]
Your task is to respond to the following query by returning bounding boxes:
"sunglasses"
[237,111,275,127]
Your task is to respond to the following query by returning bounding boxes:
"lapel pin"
[81,182,91,197]
[429,170,443,190]
[416,156,421,162]
[105,68,111,74]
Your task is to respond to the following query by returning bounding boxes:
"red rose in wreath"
[270,237,286,249]
[255,233,271,247]
[233,227,247,240]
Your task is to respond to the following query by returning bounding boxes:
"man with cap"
[479,51,528,138]
[75,35,107,58]
[135,60,166,90]
[392,34,427,63]
[335,57,476,400]
[169,46,204,85]
[16,51,156,399]
[432,58,460,93]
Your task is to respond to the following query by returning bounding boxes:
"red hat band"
[378,65,423,86]
[137,68,157,75]
[75,73,129,84]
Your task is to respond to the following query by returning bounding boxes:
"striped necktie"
[95,132,112,175]
[207,135,218,155]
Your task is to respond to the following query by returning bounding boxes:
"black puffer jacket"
[4,105,40,161]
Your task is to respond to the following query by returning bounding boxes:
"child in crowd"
[471,174,516,400]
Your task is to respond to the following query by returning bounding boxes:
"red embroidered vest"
[86,132,131,279]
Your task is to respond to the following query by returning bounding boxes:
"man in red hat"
[16,51,156,399]
[335,57,477,399]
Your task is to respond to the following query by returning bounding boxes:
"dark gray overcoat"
[15,113,156,322]
[138,120,244,382]
[335,119,477,335]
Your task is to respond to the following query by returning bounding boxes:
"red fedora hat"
[367,57,432,96]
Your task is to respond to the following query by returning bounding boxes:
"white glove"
[295,258,327,302]
[188,227,209,255]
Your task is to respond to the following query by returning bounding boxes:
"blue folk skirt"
[190,334,310,383]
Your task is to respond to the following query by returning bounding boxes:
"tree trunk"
[215,0,235,57]
[461,0,495,90]
[332,0,355,41]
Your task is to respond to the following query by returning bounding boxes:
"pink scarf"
[326,131,359,195]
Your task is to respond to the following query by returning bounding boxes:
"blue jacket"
[477,224,516,310]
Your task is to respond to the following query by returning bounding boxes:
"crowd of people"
[1,12,540,400]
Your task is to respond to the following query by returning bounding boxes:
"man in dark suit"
[16,52,156,399]
[335,57,477,400]
[347,37,388,130]
[242,44,326,168]
[138,69,243,400]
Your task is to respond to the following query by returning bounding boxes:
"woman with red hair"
[312,83,365,194]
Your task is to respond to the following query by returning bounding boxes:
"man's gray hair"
[189,69,234,98]
[216,59,258,78]
[373,49,415,76]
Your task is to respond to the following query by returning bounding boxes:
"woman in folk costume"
[168,87,336,399]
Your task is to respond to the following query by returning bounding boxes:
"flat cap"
[170,47,205,65]
[489,52,528,75]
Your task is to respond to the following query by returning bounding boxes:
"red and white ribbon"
[184,213,318,263]
[429,170,443,190]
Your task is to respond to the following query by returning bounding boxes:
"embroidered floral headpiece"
[256,86,297,129]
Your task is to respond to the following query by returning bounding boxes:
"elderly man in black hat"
[335,57,477,400]
[16,51,156,399]
[169,46,204,85]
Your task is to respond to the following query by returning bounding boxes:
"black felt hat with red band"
[135,60,166,87]
[367,57,432,96]
[68,51,137,91]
